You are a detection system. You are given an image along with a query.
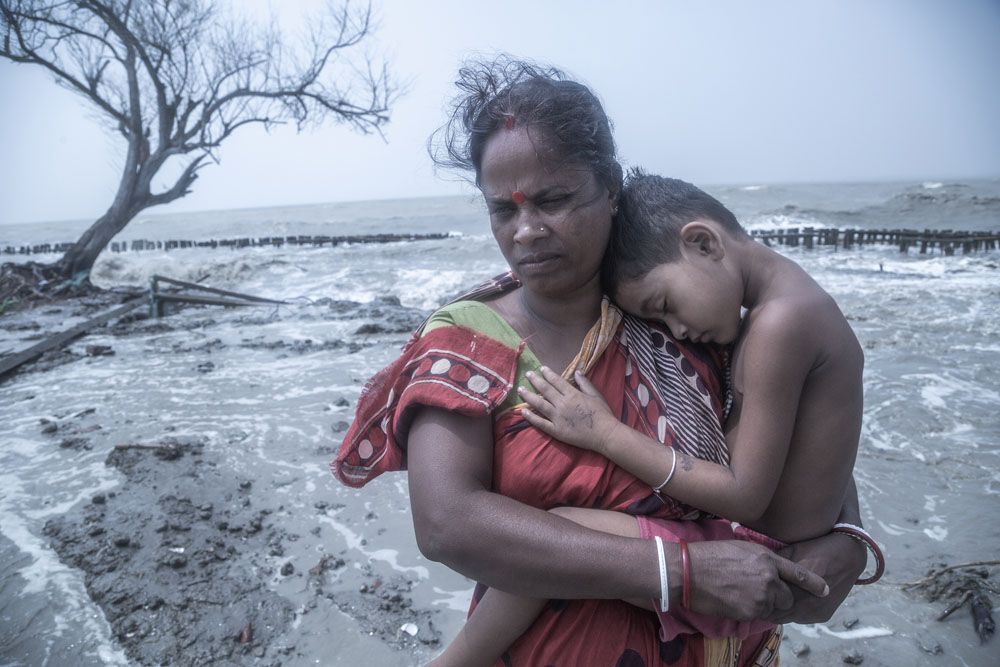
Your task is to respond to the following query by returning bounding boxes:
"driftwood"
[0,297,144,380]
[903,560,998,644]
[901,560,1000,589]
[113,443,184,460]
[937,591,974,621]
[972,593,996,643]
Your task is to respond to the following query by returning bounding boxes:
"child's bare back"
[723,251,862,543]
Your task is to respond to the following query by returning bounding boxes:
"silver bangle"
[653,447,678,493]
[654,535,669,612]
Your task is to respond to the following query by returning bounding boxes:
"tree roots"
[1,261,100,313]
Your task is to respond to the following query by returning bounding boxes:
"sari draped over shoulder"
[332,272,781,667]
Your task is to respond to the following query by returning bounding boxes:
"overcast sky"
[1,0,998,225]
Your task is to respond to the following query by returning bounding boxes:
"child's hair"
[602,170,748,297]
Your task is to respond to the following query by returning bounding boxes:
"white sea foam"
[431,586,476,612]
[875,521,906,536]
[742,213,829,231]
[317,514,429,579]
[790,623,894,640]
[923,525,948,541]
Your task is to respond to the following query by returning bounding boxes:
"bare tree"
[0,0,395,283]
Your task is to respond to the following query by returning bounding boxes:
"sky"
[1,0,999,225]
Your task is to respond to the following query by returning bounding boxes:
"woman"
[333,57,867,666]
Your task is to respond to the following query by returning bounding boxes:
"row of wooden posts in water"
[3,228,999,257]
[1,232,451,256]
[751,227,999,255]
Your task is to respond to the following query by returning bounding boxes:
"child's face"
[615,255,743,345]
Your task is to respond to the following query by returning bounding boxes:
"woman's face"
[479,128,616,298]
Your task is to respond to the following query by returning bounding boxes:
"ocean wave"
[742,212,830,231]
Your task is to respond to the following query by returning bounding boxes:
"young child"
[428,173,866,667]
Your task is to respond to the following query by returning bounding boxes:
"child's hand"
[518,367,621,453]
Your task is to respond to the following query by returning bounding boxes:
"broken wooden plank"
[0,298,144,380]
[151,275,286,304]
[153,293,271,308]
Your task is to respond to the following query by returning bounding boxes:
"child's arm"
[520,318,814,524]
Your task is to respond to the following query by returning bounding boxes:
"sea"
[1,180,999,666]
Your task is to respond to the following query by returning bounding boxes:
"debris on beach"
[842,647,864,664]
[971,593,996,644]
[903,560,999,644]
[42,436,296,665]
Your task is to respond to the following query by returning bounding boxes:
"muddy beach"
[2,290,466,666]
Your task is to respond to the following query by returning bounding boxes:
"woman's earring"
[611,206,619,215]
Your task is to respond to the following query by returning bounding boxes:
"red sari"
[333,274,781,666]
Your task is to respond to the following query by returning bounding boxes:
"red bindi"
[511,191,526,204]
[504,115,515,130]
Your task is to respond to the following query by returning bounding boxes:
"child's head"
[603,171,750,343]
[603,171,747,296]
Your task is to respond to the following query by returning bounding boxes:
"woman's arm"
[406,405,827,620]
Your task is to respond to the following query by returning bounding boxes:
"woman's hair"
[429,55,623,194]
[603,170,748,297]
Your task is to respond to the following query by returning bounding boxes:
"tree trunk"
[54,204,139,279]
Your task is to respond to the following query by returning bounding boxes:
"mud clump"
[43,437,294,666]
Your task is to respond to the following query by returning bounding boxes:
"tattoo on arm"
[679,453,694,472]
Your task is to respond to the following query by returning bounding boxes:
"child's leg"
[428,507,645,667]
[427,585,547,667]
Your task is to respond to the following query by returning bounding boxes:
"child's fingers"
[525,369,562,402]
[525,366,569,405]
[539,366,575,394]
[518,385,552,415]
[521,407,553,431]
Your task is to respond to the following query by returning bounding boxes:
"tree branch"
[1,0,397,277]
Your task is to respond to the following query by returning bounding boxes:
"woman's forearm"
[407,407,671,601]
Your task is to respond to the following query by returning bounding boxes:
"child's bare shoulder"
[748,289,837,340]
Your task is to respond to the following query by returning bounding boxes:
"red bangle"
[680,539,691,610]
[832,523,885,584]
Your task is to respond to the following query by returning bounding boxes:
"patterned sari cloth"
[333,273,781,667]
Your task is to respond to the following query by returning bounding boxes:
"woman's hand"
[687,540,828,621]
[766,532,866,624]
[519,367,622,454]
